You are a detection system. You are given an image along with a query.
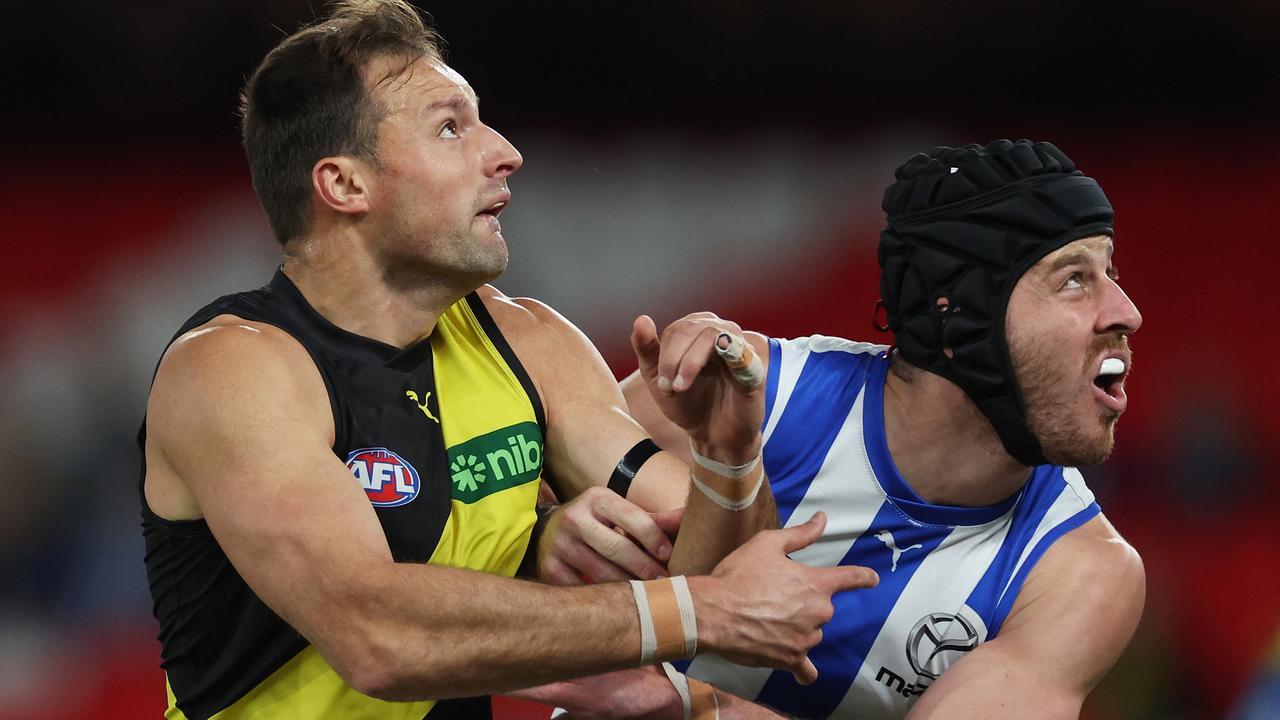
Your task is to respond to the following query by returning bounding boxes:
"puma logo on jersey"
[405,390,440,424]
[875,530,922,572]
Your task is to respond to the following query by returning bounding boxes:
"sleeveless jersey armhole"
[462,293,547,435]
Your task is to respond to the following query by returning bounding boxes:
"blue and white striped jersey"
[683,335,1101,719]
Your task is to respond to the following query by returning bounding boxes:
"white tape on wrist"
[689,454,766,512]
[690,469,765,511]
[661,662,693,719]
[630,579,658,664]
[672,575,697,657]
[661,662,720,720]
[630,577,697,665]
[689,442,761,479]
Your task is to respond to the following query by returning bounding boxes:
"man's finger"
[631,315,662,384]
[789,656,819,686]
[579,521,669,581]
[563,538,651,583]
[671,325,727,392]
[650,507,684,541]
[715,331,765,389]
[540,555,586,586]
[597,494,675,563]
[815,564,880,595]
[776,511,828,554]
[655,319,717,392]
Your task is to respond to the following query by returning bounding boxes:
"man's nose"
[483,126,522,178]
[1099,278,1143,336]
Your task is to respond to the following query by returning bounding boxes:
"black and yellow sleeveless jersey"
[139,269,546,720]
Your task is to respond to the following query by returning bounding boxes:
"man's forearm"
[629,449,779,577]
[336,563,645,700]
[669,477,778,576]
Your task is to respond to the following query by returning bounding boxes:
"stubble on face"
[1009,328,1128,466]
[364,59,511,292]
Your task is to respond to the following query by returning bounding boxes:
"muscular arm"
[621,367,692,464]
[618,327,777,573]
[146,317,870,700]
[482,290,776,576]
[146,319,645,699]
[906,514,1145,718]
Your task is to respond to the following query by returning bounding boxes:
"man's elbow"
[312,607,432,701]
[323,628,395,700]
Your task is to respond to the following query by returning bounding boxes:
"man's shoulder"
[473,285,598,364]
[1007,513,1144,651]
[163,315,310,377]
[474,285,569,335]
[1045,513,1144,590]
[151,315,324,428]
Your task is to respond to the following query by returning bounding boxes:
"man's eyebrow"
[423,94,477,114]
[1045,250,1091,275]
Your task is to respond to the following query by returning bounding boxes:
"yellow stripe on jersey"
[428,296,541,575]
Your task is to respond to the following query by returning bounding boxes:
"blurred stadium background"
[2,1,1278,718]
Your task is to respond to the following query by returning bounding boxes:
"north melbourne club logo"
[905,612,980,680]
[346,448,421,507]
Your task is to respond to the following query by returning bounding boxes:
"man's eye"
[439,120,458,139]
[1063,272,1084,289]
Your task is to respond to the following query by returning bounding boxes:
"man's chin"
[475,250,508,284]
[1040,428,1116,467]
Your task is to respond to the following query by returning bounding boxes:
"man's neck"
[881,361,1032,507]
[281,234,469,349]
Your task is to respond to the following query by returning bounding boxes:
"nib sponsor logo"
[450,454,487,493]
[446,421,543,503]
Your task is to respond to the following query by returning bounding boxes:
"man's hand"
[510,666,680,719]
[695,512,879,684]
[513,665,791,719]
[631,314,765,464]
[538,487,684,584]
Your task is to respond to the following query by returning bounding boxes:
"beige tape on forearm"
[690,460,765,512]
[661,662,720,720]
[630,576,697,665]
[715,332,764,389]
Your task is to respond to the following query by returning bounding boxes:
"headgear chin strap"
[878,139,1114,466]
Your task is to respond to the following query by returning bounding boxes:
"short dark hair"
[240,0,443,244]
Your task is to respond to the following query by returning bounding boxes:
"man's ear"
[312,156,371,217]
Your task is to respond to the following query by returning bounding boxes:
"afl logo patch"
[345,448,420,507]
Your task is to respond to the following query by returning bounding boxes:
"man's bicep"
[148,324,393,635]
[620,370,689,462]
[492,295,665,502]
[904,636,1081,719]
[908,515,1145,718]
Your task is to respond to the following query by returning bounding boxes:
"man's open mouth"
[1092,356,1128,413]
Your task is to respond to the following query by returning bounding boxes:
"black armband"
[607,438,662,498]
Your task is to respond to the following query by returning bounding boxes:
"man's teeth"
[1099,358,1126,376]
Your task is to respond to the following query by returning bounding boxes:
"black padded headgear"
[878,139,1113,466]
